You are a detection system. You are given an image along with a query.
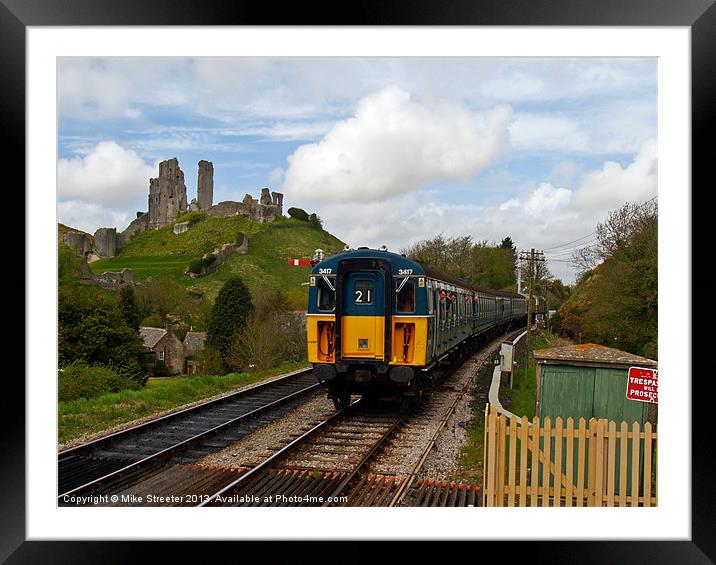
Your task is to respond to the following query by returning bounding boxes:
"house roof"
[139,326,167,349]
[533,343,657,368]
[183,331,207,355]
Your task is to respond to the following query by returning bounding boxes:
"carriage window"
[396,279,416,313]
[317,277,335,311]
[354,280,374,305]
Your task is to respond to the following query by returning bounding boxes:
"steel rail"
[59,374,320,501]
[59,366,313,459]
[386,326,526,506]
[198,399,360,506]
[319,412,407,506]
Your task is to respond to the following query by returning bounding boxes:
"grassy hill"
[86,214,345,308]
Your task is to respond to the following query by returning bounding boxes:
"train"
[306,246,538,409]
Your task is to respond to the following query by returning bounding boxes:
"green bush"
[188,258,204,274]
[308,213,323,228]
[193,345,224,375]
[176,211,208,226]
[58,285,144,368]
[235,231,246,247]
[287,207,310,222]
[152,360,169,378]
[59,360,144,401]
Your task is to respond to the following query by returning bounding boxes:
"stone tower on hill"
[197,160,214,210]
[148,158,188,229]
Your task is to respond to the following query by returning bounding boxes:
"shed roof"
[533,343,657,368]
[183,331,207,355]
[139,326,167,349]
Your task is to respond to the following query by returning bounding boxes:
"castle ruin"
[148,158,188,229]
[111,157,284,251]
[197,160,214,211]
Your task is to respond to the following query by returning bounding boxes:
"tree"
[58,285,143,370]
[287,207,310,221]
[500,236,515,249]
[206,276,254,371]
[119,285,141,330]
[227,290,305,372]
[559,199,657,358]
[401,234,517,290]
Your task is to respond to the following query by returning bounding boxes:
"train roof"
[423,266,524,298]
[312,247,523,298]
[310,248,425,276]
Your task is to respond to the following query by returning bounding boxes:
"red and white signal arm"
[626,366,658,404]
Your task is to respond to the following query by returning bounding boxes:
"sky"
[57,57,657,283]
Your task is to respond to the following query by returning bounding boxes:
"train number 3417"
[398,269,413,275]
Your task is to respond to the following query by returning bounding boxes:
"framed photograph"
[8,0,710,561]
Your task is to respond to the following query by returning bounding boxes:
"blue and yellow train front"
[306,249,429,408]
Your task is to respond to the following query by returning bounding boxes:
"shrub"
[58,360,144,401]
[188,258,204,274]
[206,276,254,372]
[176,211,208,226]
[58,285,144,368]
[227,290,306,372]
[287,207,310,222]
[202,255,217,269]
[152,360,169,378]
[308,213,323,228]
[193,345,224,375]
[235,231,247,247]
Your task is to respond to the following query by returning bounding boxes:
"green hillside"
[87,214,345,308]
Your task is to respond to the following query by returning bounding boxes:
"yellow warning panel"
[341,316,385,359]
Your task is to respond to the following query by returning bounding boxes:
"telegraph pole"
[519,248,545,370]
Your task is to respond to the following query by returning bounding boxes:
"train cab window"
[317,277,336,311]
[396,278,416,313]
[354,280,374,305]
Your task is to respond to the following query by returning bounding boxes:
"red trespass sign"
[626,367,658,404]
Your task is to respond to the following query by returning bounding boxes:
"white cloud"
[281,87,513,203]
[58,141,155,206]
[524,183,572,217]
[549,160,582,185]
[572,139,657,209]
[269,168,285,183]
[58,200,135,235]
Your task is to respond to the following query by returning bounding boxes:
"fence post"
[606,420,617,507]
[565,417,575,507]
[508,416,517,507]
[519,416,529,506]
[497,414,507,505]
[631,421,641,506]
[554,417,563,508]
[576,418,587,507]
[644,422,653,507]
[530,416,540,506]
[542,417,551,507]
[619,422,628,507]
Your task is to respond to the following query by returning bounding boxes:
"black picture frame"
[6,0,710,562]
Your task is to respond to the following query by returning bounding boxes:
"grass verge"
[58,360,309,446]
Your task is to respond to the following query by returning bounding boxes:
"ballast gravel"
[197,395,337,468]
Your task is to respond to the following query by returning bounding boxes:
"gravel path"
[197,395,337,468]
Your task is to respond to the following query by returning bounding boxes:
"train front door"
[340,271,385,359]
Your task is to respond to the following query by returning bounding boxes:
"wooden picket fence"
[482,404,657,507]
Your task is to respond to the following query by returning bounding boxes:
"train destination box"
[626,367,658,404]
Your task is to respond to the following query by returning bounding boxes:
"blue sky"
[57,58,657,283]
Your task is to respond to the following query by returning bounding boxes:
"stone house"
[139,326,185,376]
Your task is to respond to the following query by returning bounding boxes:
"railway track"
[58,367,320,502]
[200,328,523,507]
[199,399,407,507]
[61,327,523,507]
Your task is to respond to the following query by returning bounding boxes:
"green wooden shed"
[533,343,658,425]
